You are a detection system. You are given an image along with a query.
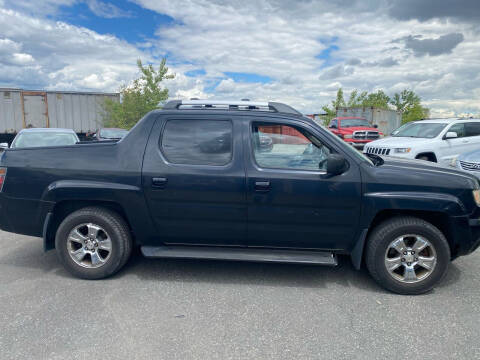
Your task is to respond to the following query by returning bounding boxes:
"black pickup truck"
[1,100,479,294]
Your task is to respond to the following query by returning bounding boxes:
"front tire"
[55,207,132,279]
[365,216,450,295]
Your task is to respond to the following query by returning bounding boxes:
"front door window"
[252,123,330,171]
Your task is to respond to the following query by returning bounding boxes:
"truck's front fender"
[349,191,467,269]
[363,191,467,218]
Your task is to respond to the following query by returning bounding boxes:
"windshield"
[340,119,371,128]
[12,132,79,148]
[99,128,128,139]
[391,122,447,138]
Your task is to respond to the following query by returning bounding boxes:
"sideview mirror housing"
[0,143,9,150]
[326,154,347,176]
[329,124,337,129]
[444,131,458,139]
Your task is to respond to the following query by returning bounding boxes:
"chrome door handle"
[152,177,168,188]
[254,180,271,192]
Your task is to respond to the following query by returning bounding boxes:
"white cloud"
[12,53,34,64]
[2,0,77,16]
[85,0,132,18]
[132,0,480,114]
[0,7,148,90]
[0,0,479,116]
[0,39,34,65]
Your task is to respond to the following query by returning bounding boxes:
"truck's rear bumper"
[0,193,54,238]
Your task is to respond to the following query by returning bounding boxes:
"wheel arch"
[44,200,133,251]
[415,151,437,162]
[352,209,456,269]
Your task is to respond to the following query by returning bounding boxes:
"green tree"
[103,58,175,129]
[347,89,390,109]
[390,89,429,124]
[347,89,367,107]
[321,88,346,125]
[363,90,390,109]
[322,88,429,126]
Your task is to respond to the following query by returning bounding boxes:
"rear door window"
[465,122,480,137]
[161,119,233,166]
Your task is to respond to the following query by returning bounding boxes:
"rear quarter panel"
[0,112,158,241]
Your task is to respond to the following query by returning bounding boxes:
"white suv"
[363,118,480,166]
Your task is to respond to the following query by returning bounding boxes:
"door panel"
[439,123,471,165]
[244,119,362,251]
[142,115,247,246]
[23,93,48,128]
[464,122,480,154]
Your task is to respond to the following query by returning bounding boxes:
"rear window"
[161,119,232,166]
[99,128,128,139]
[12,132,78,148]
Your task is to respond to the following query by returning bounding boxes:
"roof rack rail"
[162,99,302,116]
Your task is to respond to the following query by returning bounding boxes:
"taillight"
[0,167,6,192]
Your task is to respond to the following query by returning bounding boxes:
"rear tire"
[365,216,450,295]
[55,207,132,279]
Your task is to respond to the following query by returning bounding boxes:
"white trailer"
[0,88,119,142]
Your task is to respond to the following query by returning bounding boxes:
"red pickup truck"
[327,117,383,149]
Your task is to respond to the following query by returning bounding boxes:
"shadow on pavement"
[2,238,463,294]
[119,247,384,292]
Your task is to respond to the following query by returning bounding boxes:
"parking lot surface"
[0,230,479,359]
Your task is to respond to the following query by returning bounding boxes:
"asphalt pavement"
[0,230,479,359]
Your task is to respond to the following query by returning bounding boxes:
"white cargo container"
[0,88,119,141]
[336,107,402,135]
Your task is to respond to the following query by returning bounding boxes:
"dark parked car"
[93,128,128,141]
[0,99,479,294]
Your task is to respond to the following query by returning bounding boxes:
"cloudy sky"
[0,0,479,116]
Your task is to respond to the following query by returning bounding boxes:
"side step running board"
[141,246,338,266]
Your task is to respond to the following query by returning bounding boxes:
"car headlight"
[344,134,352,139]
[473,190,480,207]
[394,148,411,153]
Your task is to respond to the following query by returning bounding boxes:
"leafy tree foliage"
[322,88,428,125]
[321,88,346,125]
[347,90,390,109]
[103,58,175,129]
[390,89,429,124]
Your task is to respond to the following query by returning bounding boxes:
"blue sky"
[54,0,174,44]
[0,0,479,116]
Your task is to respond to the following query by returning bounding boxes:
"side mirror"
[329,124,337,129]
[444,131,458,139]
[326,154,347,176]
[373,124,378,128]
[0,143,8,150]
